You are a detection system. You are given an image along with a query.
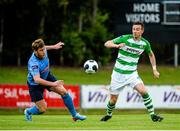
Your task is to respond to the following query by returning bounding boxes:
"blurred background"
[0,0,179,67]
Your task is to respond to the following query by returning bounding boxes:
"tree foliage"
[0,0,112,66]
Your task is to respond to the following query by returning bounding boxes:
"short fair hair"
[133,22,144,30]
[32,39,45,51]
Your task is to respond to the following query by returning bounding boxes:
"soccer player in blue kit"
[24,38,86,121]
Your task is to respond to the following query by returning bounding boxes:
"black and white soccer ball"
[83,60,98,74]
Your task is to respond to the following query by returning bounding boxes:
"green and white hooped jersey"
[113,34,152,74]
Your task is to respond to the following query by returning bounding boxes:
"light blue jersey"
[27,51,49,85]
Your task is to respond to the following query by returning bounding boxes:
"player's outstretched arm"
[33,74,63,87]
[104,40,125,49]
[148,51,160,78]
[45,41,64,50]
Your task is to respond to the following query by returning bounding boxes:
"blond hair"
[32,39,45,51]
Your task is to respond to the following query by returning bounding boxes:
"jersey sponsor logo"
[31,65,38,70]
[126,47,141,54]
[41,65,49,74]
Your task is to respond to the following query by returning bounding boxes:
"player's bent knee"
[110,98,117,104]
[61,91,68,96]
[52,86,67,96]
[57,87,67,96]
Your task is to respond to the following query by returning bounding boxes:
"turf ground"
[0,114,179,130]
[0,65,180,130]
[0,65,180,84]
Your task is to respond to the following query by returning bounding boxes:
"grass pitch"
[0,65,180,85]
[0,114,179,130]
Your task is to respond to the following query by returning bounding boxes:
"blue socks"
[26,105,41,115]
[62,93,77,117]
[26,93,77,117]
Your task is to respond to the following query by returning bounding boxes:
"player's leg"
[24,84,46,121]
[50,84,86,121]
[47,72,86,121]
[101,70,125,121]
[107,95,118,116]
[134,83,163,122]
[24,100,46,122]
[35,99,47,113]
[100,94,118,121]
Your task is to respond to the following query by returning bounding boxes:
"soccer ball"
[83,60,98,74]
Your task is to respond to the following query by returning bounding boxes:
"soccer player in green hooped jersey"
[100,22,163,122]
